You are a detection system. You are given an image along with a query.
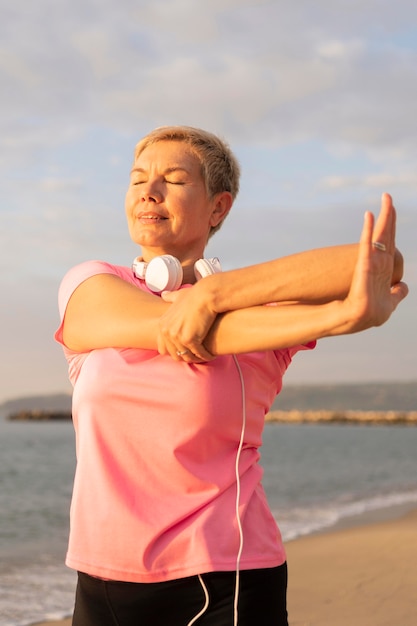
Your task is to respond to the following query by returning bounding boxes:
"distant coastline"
[2,382,416,423]
[6,408,417,425]
[7,410,72,421]
[266,410,417,426]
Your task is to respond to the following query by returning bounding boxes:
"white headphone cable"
[186,354,246,626]
[186,574,210,626]
[232,354,247,626]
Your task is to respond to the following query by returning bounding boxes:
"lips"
[137,212,168,222]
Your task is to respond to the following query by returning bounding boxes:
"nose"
[140,180,163,203]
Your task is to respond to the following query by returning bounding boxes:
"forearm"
[198,245,356,315]
[197,244,403,314]
[204,301,349,355]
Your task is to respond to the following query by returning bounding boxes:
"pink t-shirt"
[55,260,314,583]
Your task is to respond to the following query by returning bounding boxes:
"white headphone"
[132,254,222,293]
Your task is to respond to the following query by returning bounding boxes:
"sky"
[1,0,417,404]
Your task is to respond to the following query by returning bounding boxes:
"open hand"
[342,193,408,333]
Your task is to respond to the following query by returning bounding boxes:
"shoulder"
[61,259,132,284]
[57,260,134,317]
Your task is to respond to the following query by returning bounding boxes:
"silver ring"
[372,241,386,252]
[176,350,188,356]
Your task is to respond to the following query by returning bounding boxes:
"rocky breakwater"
[7,409,72,421]
[266,410,417,425]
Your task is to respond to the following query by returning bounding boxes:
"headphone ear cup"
[145,255,183,293]
[132,257,148,279]
[194,257,222,280]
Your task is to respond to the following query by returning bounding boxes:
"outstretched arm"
[205,207,407,354]
[158,194,404,359]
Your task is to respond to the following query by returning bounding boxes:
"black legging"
[72,563,288,626]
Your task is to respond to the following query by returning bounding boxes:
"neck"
[181,262,198,285]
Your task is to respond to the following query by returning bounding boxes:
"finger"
[187,343,215,361]
[160,290,177,302]
[361,210,375,251]
[390,281,409,307]
[372,193,395,254]
[157,330,188,360]
[175,348,189,357]
[372,193,391,236]
[381,192,396,255]
[176,345,215,363]
[157,334,169,356]
[389,202,397,256]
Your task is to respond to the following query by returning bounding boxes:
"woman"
[55,126,407,626]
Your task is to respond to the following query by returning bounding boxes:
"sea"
[1,417,417,626]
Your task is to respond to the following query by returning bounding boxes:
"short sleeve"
[287,340,316,358]
[274,340,316,371]
[54,260,118,346]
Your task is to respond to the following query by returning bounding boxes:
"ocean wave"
[0,562,76,626]
[274,489,417,542]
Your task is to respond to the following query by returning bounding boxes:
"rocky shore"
[266,410,417,425]
[7,410,71,421]
[6,409,417,425]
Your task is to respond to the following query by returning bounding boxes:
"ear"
[209,191,233,228]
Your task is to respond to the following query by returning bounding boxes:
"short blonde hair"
[134,126,240,237]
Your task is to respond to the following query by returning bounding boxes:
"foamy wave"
[274,489,417,542]
[1,562,76,626]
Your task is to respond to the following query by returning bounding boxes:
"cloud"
[2,0,417,158]
[1,0,416,402]
[319,172,417,192]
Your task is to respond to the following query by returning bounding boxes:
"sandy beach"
[31,508,417,626]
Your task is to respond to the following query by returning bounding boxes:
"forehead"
[134,140,201,173]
